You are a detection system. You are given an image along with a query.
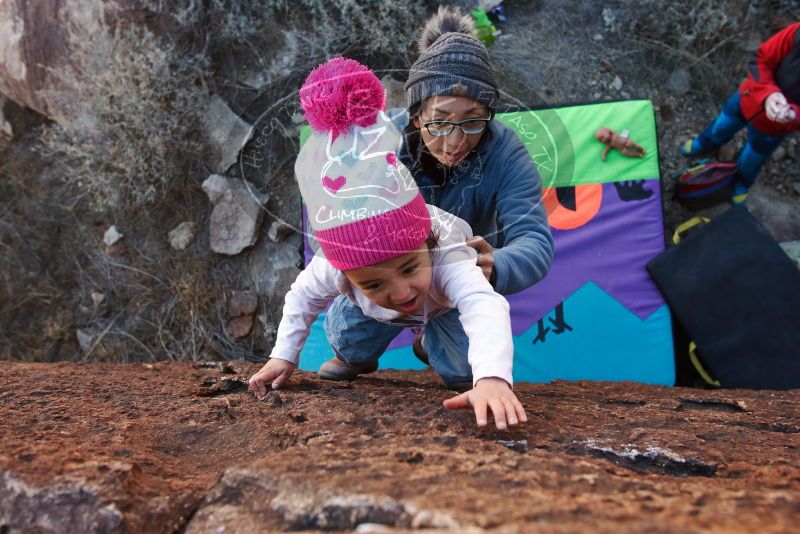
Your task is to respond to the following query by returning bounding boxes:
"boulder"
[717,142,738,162]
[1,362,799,533]
[227,290,258,318]
[202,174,268,256]
[225,315,254,339]
[202,95,254,174]
[0,1,147,119]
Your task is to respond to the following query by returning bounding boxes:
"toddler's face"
[344,244,432,315]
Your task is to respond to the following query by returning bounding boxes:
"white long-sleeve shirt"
[270,205,514,386]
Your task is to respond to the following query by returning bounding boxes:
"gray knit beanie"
[405,7,499,113]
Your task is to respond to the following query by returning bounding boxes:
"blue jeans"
[323,295,473,389]
[696,91,785,187]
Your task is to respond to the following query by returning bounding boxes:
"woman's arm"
[490,129,554,295]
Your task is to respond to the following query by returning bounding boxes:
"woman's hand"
[466,236,494,282]
[442,377,527,431]
[248,358,296,399]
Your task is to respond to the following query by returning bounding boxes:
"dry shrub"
[0,135,79,361]
[37,23,210,212]
[603,0,784,98]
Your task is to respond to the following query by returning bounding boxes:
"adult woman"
[319,7,553,389]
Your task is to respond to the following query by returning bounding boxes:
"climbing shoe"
[318,357,378,381]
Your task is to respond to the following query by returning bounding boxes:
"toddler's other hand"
[248,358,295,399]
[442,377,527,431]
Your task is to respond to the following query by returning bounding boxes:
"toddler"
[248,58,526,430]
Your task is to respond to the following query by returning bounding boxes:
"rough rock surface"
[0,0,147,118]
[1,362,799,533]
[202,95,255,174]
[203,174,268,256]
[168,222,197,251]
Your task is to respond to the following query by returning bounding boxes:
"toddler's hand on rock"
[442,377,527,431]
[248,358,295,399]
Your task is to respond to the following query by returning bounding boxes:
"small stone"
[226,315,254,338]
[666,68,691,95]
[593,92,603,100]
[621,91,630,99]
[168,222,196,251]
[227,290,258,317]
[612,76,623,92]
[91,291,106,307]
[602,7,616,30]
[592,33,603,42]
[103,226,123,247]
[267,220,293,243]
[355,524,393,533]
[771,145,787,162]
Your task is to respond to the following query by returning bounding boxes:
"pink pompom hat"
[295,57,431,271]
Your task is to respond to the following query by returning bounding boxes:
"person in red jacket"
[681,21,800,203]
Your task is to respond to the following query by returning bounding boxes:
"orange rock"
[1,362,799,533]
[225,315,253,338]
[227,290,258,317]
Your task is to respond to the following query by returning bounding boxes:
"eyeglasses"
[420,114,493,137]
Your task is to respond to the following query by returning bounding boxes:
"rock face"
[1,362,799,533]
[0,0,147,118]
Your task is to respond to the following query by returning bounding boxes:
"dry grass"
[36,24,210,212]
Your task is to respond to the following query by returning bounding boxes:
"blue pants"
[323,295,473,389]
[695,91,785,188]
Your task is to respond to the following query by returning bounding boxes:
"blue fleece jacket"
[392,110,554,295]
